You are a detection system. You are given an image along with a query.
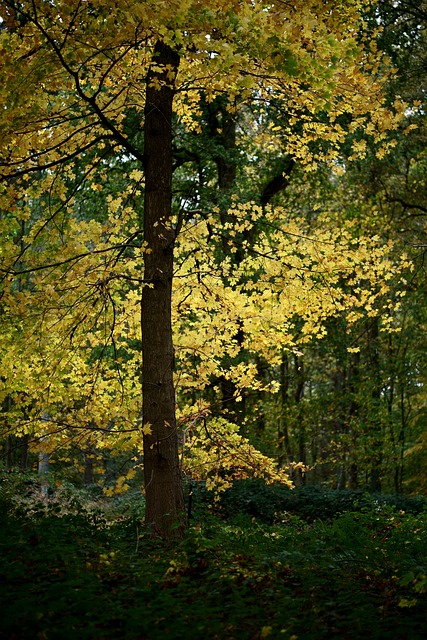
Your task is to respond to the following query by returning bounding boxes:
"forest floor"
[0,476,426,640]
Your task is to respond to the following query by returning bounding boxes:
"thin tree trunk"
[19,434,29,470]
[38,447,50,497]
[208,99,242,417]
[141,41,185,538]
[278,352,293,469]
[294,355,306,485]
[348,350,360,489]
[396,382,407,494]
[368,317,383,493]
[83,452,94,485]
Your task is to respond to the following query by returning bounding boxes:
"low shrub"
[194,478,427,523]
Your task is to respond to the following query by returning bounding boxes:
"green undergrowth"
[200,479,427,523]
[0,476,426,639]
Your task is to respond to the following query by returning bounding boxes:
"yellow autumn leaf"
[142,423,153,436]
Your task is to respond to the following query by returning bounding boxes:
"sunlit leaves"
[172,201,409,400]
[182,416,293,495]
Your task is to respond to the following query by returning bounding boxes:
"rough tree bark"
[141,41,185,537]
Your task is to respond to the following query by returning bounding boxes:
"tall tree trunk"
[141,41,185,538]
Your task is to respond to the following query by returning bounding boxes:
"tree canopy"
[0,0,423,536]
